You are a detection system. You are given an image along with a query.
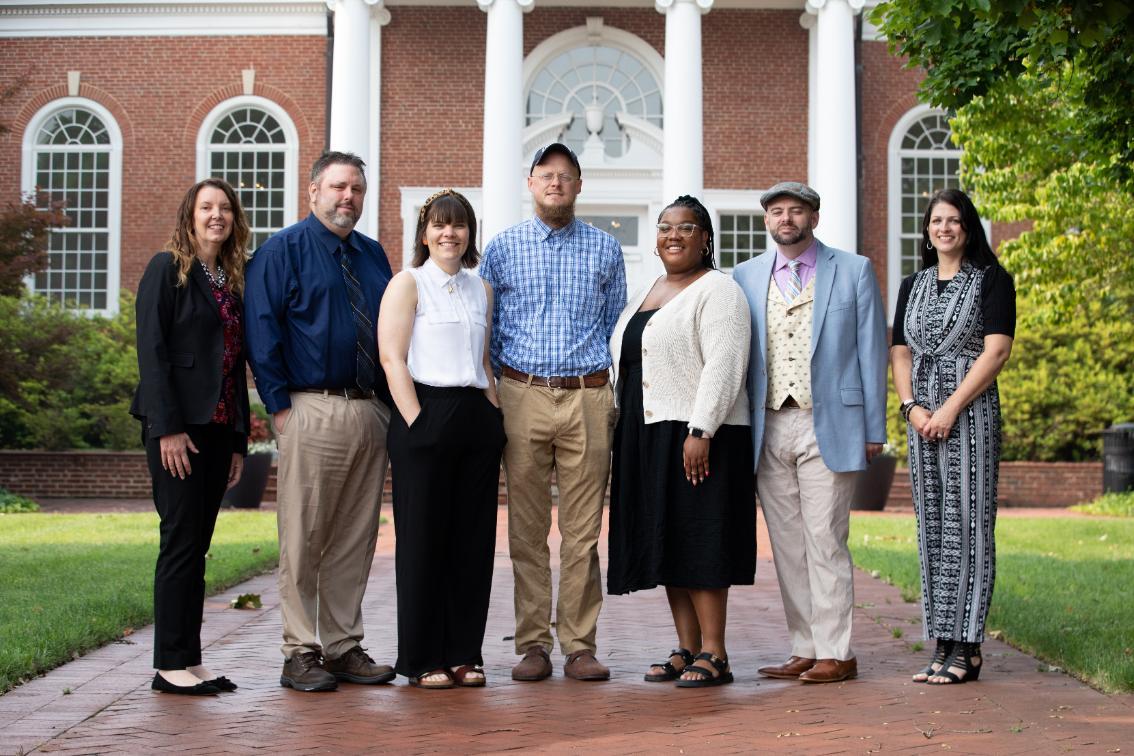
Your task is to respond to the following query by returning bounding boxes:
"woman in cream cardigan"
[607,195,754,688]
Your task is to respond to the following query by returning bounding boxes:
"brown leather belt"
[294,387,375,400]
[502,365,608,389]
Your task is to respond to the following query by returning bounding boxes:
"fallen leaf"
[230,593,262,609]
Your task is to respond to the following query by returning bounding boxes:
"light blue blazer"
[733,240,888,473]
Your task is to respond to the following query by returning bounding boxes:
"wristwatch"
[688,426,708,439]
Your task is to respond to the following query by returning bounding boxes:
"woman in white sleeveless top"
[378,189,506,689]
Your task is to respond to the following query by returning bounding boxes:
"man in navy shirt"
[245,151,395,692]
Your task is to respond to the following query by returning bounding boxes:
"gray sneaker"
[280,650,338,692]
[324,646,396,684]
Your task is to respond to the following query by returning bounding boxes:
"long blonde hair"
[165,178,249,294]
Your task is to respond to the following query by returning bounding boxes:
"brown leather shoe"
[511,646,552,682]
[563,650,610,681]
[324,646,395,684]
[280,650,338,692]
[799,657,857,684]
[757,655,816,679]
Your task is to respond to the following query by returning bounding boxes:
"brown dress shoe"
[280,650,338,692]
[324,646,395,684]
[799,657,857,684]
[563,650,610,681]
[757,656,816,679]
[512,646,552,681]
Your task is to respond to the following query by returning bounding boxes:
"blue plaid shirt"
[480,216,626,376]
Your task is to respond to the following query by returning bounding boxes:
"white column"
[366,5,391,238]
[479,0,532,241]
[657,0,712,204]
[328,0,381,235]
[800,11,818,182]
[805,0,862,252]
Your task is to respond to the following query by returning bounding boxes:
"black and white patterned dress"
[895,262,1014,643]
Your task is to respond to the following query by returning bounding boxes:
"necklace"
[198,257,228,289]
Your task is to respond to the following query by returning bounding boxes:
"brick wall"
[888,461,1103,509]
[0,35,326,292]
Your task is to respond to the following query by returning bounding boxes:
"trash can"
[1102,423,1134,494]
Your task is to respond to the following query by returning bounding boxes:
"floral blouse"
[209,283,243,426]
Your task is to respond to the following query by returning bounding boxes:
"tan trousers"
[276,392,390,659]
[498,375,615,656]
[757,408,857,661]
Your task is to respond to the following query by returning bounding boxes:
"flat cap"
[760,181,820,211]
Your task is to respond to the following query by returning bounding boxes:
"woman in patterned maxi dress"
[890,188,1015,685]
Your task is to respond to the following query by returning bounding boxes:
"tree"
[871,0,1134,460]
[0,193,69,297]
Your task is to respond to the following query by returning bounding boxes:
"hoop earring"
[926,240,934,250]
[702,247,710,257]
[653,248,661,257]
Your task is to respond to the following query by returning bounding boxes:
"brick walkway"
[2,507,1131,755]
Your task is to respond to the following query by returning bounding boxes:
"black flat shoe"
[151,672,220,695]
[205,675,238,692]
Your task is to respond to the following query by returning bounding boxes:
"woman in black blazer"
[131,178,251,695]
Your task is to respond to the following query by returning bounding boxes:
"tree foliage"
[872,0,1134,460]
[0,193,69,297]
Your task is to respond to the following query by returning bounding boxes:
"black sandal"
[912,639,954,683]
[674,652,733,688]
[644,648,695,682]
[927,642,982,685]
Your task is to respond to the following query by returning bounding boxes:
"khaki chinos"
[275,391,391,660]
[499,373,616,656]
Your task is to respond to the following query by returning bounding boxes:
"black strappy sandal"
[644,648,695,682]
[674,652,733,688]
[912,639,954,683]
[927,642,982,685]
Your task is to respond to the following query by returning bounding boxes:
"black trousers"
[145,423,233,669]
[389,384,506,678]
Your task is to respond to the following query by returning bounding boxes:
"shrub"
[1072,491,1134,518]
[0,487,39,513]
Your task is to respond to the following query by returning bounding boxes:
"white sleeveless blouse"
[406,258,490,389]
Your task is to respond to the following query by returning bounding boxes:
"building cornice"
[0,1,327,37]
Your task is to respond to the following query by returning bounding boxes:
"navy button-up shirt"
[244,213,393,413]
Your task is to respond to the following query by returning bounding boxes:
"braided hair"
[660,194,716,270]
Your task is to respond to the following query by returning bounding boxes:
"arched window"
[887,106,962,315]
[526,44,662,158]
[23,102,122,312]
[199,98,298,250]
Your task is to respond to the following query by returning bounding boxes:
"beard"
[534,196,576,228]
[770,221,812,247]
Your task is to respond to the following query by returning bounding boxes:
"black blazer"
[130,251,250,452]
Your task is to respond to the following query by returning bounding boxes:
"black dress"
[607,309,756,595]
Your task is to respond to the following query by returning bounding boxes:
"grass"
[1072,490,1134,518]
[0,511,279,694]
[850,513,1134,693]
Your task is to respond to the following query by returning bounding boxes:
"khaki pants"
[275,392,390,659]
[499,375,615,656]
[757,408,857,661]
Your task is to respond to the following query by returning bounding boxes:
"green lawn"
[0,511,279,693]
[850,513,1134,693]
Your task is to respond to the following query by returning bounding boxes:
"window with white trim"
[32,108,113,310]
[896,111,961,279]
[207,107,289,250]
[717,213,768,270]
[526,45,662,158]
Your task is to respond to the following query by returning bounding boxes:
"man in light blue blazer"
[733,182,887,684]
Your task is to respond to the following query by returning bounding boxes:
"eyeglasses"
[656,223,701,237]
[533,172,578,184]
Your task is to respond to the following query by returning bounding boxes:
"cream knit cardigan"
[609,269,751,435]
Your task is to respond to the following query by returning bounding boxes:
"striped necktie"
[339,243,376,392]
[786,259,803,303]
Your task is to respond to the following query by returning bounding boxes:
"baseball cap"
[530,143,582,177]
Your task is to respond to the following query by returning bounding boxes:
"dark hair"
[165,177,249,294]
[920,188,998,269]
[412,189,479,269]
[310,151,367,186]
[659,194,716,270]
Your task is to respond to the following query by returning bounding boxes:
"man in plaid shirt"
[480,143,626,682]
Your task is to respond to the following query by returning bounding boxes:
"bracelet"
[900,400,918,421]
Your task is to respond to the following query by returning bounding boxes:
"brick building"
[0,0,988,316]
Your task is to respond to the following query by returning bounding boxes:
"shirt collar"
[774,241,818,272]
[304,213,357,256]
[422,257,461,288]
[531,215,578,241]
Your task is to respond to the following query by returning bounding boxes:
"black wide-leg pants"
[145,423,233,669]
[388,384,506,678]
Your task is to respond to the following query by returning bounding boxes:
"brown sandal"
[409,669,454,689]
[450,665,487,687]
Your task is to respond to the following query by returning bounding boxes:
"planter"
[851,454,898,511]
[221,452,273,509]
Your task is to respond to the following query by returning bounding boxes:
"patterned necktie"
[339,243,376,392]
[786,259,803,303]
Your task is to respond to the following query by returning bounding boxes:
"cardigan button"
[641,348,648,355]
[645,410,653,418]
[642,381,649,388]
